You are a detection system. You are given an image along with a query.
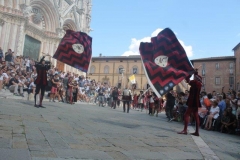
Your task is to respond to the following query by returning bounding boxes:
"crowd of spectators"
[0,48,240,136]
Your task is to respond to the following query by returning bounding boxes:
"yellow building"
[88,54,148,91]
[88,54,189,94]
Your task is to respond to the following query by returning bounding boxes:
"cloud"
[122,28,193,57]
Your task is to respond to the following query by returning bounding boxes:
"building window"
[202,77,206,85]
[202,63,205,70]
[104,65,109,74]
[215,63,219,70]
[202,63,205,76]
[215,77,221,85]
[90,66,95,74]
[132,66,138,74]
[229,62,234,69]
[118,66,124,74]
[229,77,234,85]
[202,69,205,76]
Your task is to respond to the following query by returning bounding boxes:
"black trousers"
[35,84,45,97]
[166,104,174,120]
[34,84,45,105]
[123,101,130,113]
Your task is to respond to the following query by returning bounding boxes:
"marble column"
[0,0,4,6]
[14,24,20,53]
[25,0,30,6]
[16,22,25,56]
[3,22,11,52]
[9,23,18,52]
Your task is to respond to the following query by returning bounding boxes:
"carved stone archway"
[30,0,60,32]
[63,19,78,31]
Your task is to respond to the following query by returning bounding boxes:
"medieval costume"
[34,56,51,108]
[122,87,132,113]
[177,71,202,136]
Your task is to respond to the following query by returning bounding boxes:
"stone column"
[0,0,4,6]
[14,23,20,53]
[16,21,25,56]
[9,23,18,51]
[3,22,11,52]
[25,0,30,6]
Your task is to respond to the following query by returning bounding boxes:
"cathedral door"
[56,60,65,72]
[23,35,41,60]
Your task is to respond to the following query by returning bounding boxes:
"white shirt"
[0,73,8,80]
[25,59,30,67]
[210,106,220,119]
[29,82,36,89]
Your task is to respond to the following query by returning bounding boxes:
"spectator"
[217,95,226,117]
[9,74,24,97]
[204,100,219,130]
[5,49,13,66]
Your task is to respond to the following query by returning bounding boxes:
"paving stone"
[0,138,11,148]
[13,127,24,134]
[30,150,57,158]
[122,150,169,159]
[29,145,53,152]
[46,138,69,149]
[0,148,31,160]
[53,148,114,159]
[13,141,28,149]
[69,144,93,150]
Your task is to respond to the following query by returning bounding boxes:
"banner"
[53,30,92,72]
[139,28,195,97]
[129,75,136,84]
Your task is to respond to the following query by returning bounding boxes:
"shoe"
[14,93,19,96]
[34,104,39,108]
[177,131,187,135]
[190,132,199,136]
[20,94,24,97]
[169,118,175,122]
[39,105,46,108]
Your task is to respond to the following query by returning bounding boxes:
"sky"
[90,0,240,60]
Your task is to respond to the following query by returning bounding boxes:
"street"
[0,98,239,160]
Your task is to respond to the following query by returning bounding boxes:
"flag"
[129,75,136,84]
[139,28,195,97]
[53,30,92,72]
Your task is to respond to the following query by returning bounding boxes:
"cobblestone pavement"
[0,92,239,160]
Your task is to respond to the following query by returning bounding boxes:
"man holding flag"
[139,28,199,135]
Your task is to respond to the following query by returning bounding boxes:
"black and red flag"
[139,28,195,97]
[53,30,92,72]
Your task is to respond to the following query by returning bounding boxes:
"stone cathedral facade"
[0,0,92,73]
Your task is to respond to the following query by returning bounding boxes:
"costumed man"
[34,56,51,108]
[177,70,202,136]
[122,86,132,113]
[138,91,144,112]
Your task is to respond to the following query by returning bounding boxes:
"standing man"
[34,56,51,108]
[177,71,202,136]
[122,86,132,113]
[138,91,144,111]
[111,87,119,109]
[166,89,176,122]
